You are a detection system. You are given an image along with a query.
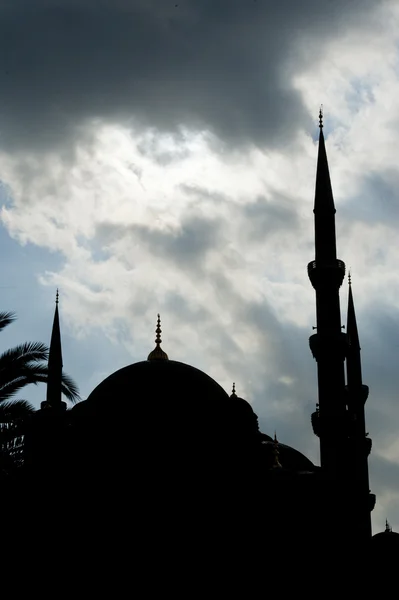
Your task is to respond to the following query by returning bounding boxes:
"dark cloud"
[370,454,399,502]
[359,307,399,438]
[0,0,378,153]
[178,186,299,242]
[242,194,298,240]
[96,214,223,270]
[342,170,399,228]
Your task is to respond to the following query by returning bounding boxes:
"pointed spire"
[147,314,169,361]
[45,290,64,407]
[314,108,336,216]
[346,274,363,392]
[347,275,360,351]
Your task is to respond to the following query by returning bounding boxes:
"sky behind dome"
[0,0,398,533]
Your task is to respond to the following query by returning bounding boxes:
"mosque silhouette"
[11,111,398,586]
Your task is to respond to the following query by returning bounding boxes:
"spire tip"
[319,105,323,129]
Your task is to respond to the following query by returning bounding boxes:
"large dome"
[84,359,229,406]
[73,359,230,439]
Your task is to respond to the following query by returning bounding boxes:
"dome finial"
[155,313,162,345]
[147,314,169,361]
[272,431,283,469]
[385,519,392,533]
[231,382,237,398]
[319,105,323,129]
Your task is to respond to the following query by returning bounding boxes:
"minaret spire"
[347,274,361,380]
[346,275,373,540]
[308,109,346,475]
[43,290,65,410]
[314,107,337,263]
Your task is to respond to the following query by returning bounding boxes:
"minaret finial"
[147,314,169,361]
[319,105,323,129]
[56,288,59,305]
[155,313,162,345]
[348,269,351,286]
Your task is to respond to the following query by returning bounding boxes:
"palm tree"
[0,311,80,474]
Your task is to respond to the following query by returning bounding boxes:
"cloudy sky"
[0,0,398,533]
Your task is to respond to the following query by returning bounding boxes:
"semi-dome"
[227,384,314,471]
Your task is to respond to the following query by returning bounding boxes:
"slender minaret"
[346,274,374,540]
[41,290,66,410]
[25,291,67,472]
[308,109,347,476]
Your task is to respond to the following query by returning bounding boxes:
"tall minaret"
[308,109,347,475]
[25,291,67,472]
[346,275,374,540]
[41,290,66,411]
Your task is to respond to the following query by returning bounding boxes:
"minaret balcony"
[309,331,348,362]
[307,259,346,289]
[311,410,320,437]
[364,437,372,457]
[345,384,369,405]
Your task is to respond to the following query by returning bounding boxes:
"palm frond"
[4,363,48,379]
[11,371,81,404]
[0,342,49,369]
[0,311,16,332]
[0,399,35,420]
[0,377,37,403]
[61,372,80,403]
[0,363,47,388]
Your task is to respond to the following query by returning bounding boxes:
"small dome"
[226,384,262,438]
[260,440,316,472]
[372,522,399,548]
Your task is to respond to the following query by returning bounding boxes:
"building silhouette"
[14,112,399,585]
